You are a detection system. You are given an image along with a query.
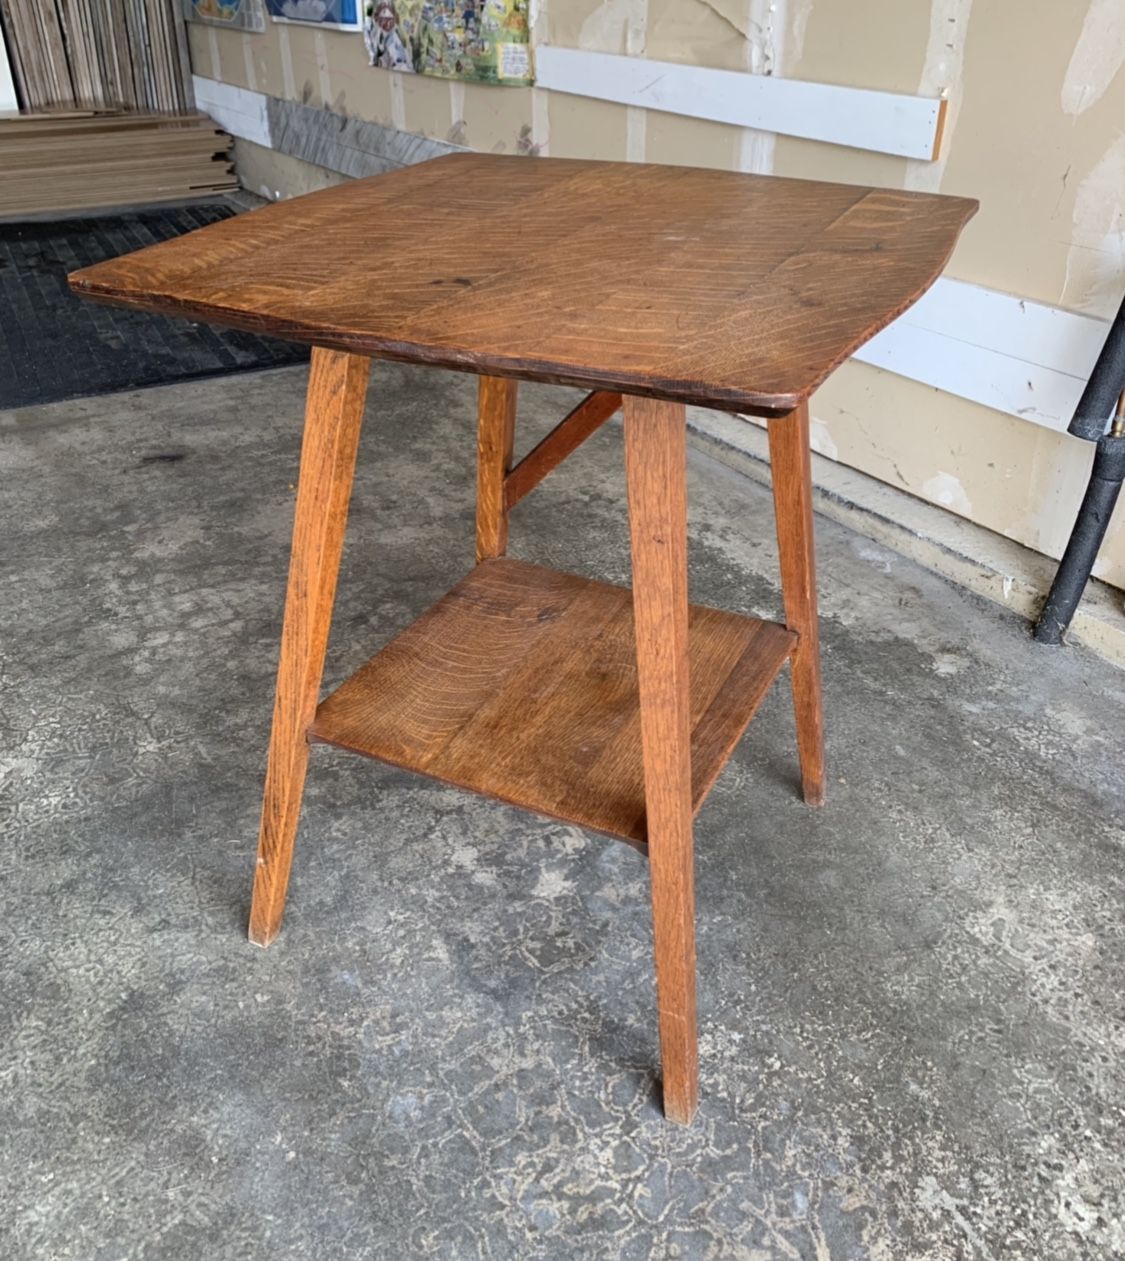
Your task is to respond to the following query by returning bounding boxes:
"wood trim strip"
[853,277,1109,433]
[534,46,945,161]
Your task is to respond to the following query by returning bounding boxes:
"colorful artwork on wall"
[364,1,532,86]
[185,0,266,31]
[267,0,362,30]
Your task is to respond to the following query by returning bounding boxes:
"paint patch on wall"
[646,0,753,69]
[903,0,973,193]
[568,0,650,168]
[578,0,640,54]
[922,471,973,516]
[735,0,785,173]
[1061,0,1125,117]
[810,417,839,460]
[1062,135,1125,316]
[787,0,812,62]
[698,0,751,40]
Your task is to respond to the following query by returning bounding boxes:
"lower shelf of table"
[310,557,797,848]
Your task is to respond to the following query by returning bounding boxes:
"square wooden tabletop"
[69,153,976,416]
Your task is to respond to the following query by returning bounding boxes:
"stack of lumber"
[0,0,191,113]
[0,113,238,216]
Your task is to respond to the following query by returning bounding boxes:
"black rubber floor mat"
[0,203,309,410]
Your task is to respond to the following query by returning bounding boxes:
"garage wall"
[187,1,1125,589]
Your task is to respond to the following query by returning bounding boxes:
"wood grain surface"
[623,394,697,1123]
[310,558,795,848]
[68,153,977,415]
[475,375,517,562]
[248,348,371,947]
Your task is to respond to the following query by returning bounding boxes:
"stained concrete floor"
[2,361,1123,1260]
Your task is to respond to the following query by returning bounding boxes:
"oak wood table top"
[69,153,976,416]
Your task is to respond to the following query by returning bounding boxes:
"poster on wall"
[185,0,266,31]
[266,0,362,29]
[364,1,533,86]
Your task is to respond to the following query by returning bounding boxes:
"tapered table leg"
[624,393,698,1125]
[249,349,371,946]
[768,401,826,806]
[476,375,517,562]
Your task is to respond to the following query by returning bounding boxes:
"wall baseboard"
[266,95,459,178]
[192,74,458,179]
[687,408,1125,667]
[193,75,270,148]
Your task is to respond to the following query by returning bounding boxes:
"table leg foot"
[248,349,371,946]
[624,393,699,1125]
[768,401,827,807]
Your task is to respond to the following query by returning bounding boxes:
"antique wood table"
[71,154,976,1123]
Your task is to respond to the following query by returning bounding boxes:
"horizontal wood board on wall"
[534,46,946,161]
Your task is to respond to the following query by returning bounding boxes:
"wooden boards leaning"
[0,0,192,114]
[0,111,237,217]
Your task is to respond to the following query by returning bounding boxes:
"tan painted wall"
[187,1,1125,587]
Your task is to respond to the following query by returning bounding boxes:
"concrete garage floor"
[2,361,1123,1260]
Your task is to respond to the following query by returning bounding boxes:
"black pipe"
[1069,293,1125,441]
[1035,433,1125,643]
[1032,287,1125,644]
